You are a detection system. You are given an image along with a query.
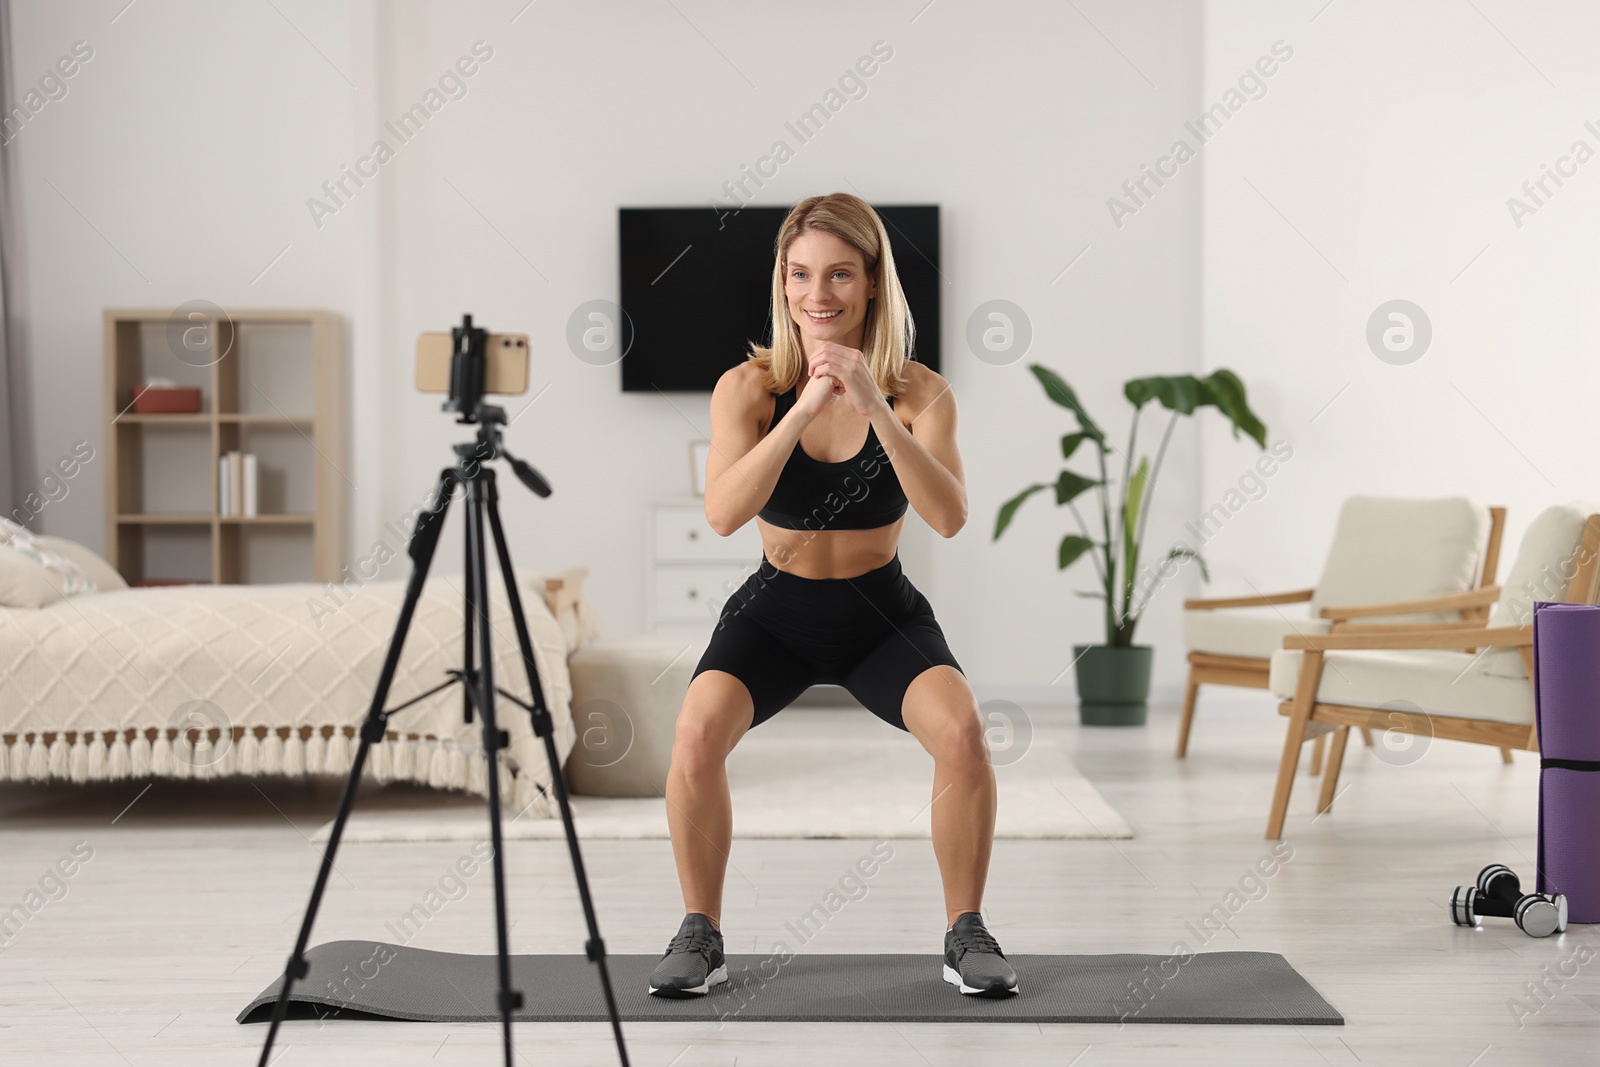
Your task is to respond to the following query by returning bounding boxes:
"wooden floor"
[1,694,1593,1065]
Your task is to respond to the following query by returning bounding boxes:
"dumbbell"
[1448,864,1567,937]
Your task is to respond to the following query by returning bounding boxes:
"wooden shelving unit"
[103,308,345,585]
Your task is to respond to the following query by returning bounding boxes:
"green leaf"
[1060,432,1090,461]
[994,482,1048,539]
[1074,589,1106,600]
[1058,535,1095,570]
[1029,363,1105,444]
[1164,546,1210,582]
[1053,469,1098,506]
[1122,456,1149,583]
[1124,375,1201,414]
[1197,369,1267,448]
[1122,371,1267,449]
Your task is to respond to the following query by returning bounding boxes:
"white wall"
[9,0,1207,699]
[1200,0,1600,596]
[7,0,359,525]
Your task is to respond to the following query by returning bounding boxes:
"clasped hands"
[801,342,889,419]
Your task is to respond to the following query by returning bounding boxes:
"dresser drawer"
[653,504,762,562]
[652,564,753,623]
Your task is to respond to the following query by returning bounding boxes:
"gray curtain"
[0,0,26,524]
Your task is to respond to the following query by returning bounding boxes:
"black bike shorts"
[690,551,964,731]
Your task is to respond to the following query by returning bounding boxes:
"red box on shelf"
[130,385,203,414]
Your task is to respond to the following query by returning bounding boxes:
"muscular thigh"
[898,663,982,757]
[678,669,757,753]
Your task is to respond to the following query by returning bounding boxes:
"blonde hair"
[745,192,914,398]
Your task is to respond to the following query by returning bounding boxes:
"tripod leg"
[464,473,521,1067]
[484,469,631,1067]
[257,470,459,1067]
[463,488,476,727]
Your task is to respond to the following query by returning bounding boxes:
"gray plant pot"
[1073,644,1154,726]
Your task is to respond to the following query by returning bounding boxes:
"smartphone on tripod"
[415,331,531,395]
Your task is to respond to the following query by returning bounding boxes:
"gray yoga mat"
[238,940,1341,1025]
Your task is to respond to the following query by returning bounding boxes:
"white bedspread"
[0,567,576,815]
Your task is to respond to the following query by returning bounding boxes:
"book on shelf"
[242,453,257,518]
[218,451,259,517]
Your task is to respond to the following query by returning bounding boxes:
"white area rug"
[311,737,1131,842]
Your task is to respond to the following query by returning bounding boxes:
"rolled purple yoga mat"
[1532,601,1600,923]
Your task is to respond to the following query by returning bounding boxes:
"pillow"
[1477,502,1600,681]
[1310,496,1490,621]
[36,534,128,592]
[0,542,64,607]
[1488,502,1600,628]
[538,566,600,654]
[0,519,95,606]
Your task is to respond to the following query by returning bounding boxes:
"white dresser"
[646,496,764,641]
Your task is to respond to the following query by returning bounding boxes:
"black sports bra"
[756,382,909,531]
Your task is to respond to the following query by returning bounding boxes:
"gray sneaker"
[942,911,1018,996]
[647,913,728,997]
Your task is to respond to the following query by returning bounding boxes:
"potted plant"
[994,365,1267,725]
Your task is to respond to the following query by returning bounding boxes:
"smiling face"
[783,229,877,352]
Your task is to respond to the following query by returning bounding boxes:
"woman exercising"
[647,192,1017,999]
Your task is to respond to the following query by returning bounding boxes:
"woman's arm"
[871,368,967,538]
[702,364,806,536]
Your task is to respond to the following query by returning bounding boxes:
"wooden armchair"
[1179,498,1506,767]
[1264,507,1600,838]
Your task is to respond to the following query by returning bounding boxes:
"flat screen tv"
[619,204,940,392]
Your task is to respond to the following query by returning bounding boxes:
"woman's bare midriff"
[755,517,904,579]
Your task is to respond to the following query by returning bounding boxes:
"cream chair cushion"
[1268,647,1533,725]
[1487,502,1598,630]
[1480,502,1599,679]
[1266,501,1600,723]
[1186,495,1490,659]
[1309,495,1490,620]
[1183,609,1331,659]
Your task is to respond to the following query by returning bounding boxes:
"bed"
[0,523,591,818]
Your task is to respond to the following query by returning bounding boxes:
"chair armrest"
[1318,586,1502,620]
[1184,588,1314,611]
[1336,620,1487,634]
[1283,626,1531,652]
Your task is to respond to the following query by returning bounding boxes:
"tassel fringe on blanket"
[0,726,558,816]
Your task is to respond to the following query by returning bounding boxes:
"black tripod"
[254,402,629,1067]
